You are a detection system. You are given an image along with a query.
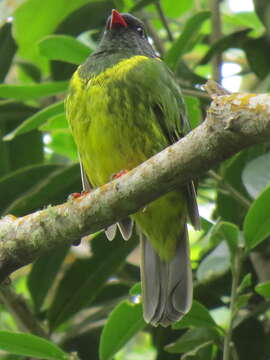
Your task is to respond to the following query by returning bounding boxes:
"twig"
[155,2,174,42]
[208,170,251,209]
[209,0,222,82]
[223,247,243,360]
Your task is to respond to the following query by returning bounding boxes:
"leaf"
[129,282,141,297]
[0,22,17,83]
[197,241,230,282]
[13,0,91,64]
[0,164,61,216]
[173,300,217,330]
[38,35,91,64]
[184,96,202,130]
[40,113,68,131]
[4,101,64,140]
[164,11,210,70]
[55,1,116,36]
[216,222,239,260]
[48,129,78,161]
[0,82,68,101]
[255,281,270,299]
[130,0,158,12]
[28,245,70,312]
[244,185,270,249]
[237,273,252,294]
[5,164,81,216]
[99,300,145,360]
[242,152,270,199]
[165,328,218,354]
[48,232,138,330]
[0,331,67,360]
[0,101,37,123]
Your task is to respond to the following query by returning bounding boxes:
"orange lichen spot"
[68,191,90,201]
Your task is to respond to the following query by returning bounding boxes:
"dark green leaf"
[28,245,70,312]
[242,152,270,199]
[0,331,67,360]
[5,163,81,216]
[48,232,138,330]
[4,101,64,140]
[17,61,42,82]
[99,300,145,360]
[164,11,210,70]
[38,35,91,64]
[92,283,130,306]
[0,82,68,101]
[0,101,37,123]
[237,273,252,294]
[254,0,270,37]
[0,164,61,215]
[0,22,17,83]
[244,185,270,249]
[55,1,116,36]
[173,300,217,330]
[255,281,270,299]
[165,328,218,354]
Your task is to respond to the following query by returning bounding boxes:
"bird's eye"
[136,27,144,37]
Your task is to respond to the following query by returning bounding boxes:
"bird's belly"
[79,84,165,187]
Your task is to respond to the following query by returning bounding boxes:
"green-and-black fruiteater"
[66,9,200,327]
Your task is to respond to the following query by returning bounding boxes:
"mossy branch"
[1,81,270,281]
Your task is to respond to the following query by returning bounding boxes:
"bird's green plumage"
[66,11,198,325]
[67,55,186,260]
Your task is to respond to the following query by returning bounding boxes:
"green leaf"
[48,232,138,330]
[244,185,270,249]
[197,241,230,282]
[0,164,61,216]
[0,22,17,83]
[4,101,64,140]
[242,152,270,199]
[130,0,158,12]
[216,222,239,260]
[0,101,37,123]
[28,245,70,312]
[237,273,252,295]
[38,35,91,64]
[13,0,91,64]
[99,300,145,360]
[173,300,217,330]
[184,96,202,130]
[129,282,141,297]
[55,1,116,36]
[5,164,81,216]
[48,129,78,161]
[0,82,68,101]
[255,281,270,299]
[0,331,67,360]
[165,328,218,354]
[164,11,210,70]
[40,113,68,131]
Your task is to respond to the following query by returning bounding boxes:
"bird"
[65,9,200,327]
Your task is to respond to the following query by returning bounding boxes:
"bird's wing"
[146,58,200,229]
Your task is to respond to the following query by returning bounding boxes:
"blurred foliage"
[1,0,270,359]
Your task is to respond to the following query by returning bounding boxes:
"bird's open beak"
[110,9,128,29]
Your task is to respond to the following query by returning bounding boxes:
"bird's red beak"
[110,9,128,29]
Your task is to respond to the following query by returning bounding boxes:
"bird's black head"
[97,10,156,58]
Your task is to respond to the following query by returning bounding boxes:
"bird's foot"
[111,169,129,180]
[68,190,90,200]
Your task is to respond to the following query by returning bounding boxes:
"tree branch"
[1,82,270,282]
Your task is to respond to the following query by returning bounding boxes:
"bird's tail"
[140,226,192,327]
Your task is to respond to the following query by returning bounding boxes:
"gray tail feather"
[105,218,133,241]
[140,226,192,327]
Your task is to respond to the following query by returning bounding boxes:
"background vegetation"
[0,0,270,359]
